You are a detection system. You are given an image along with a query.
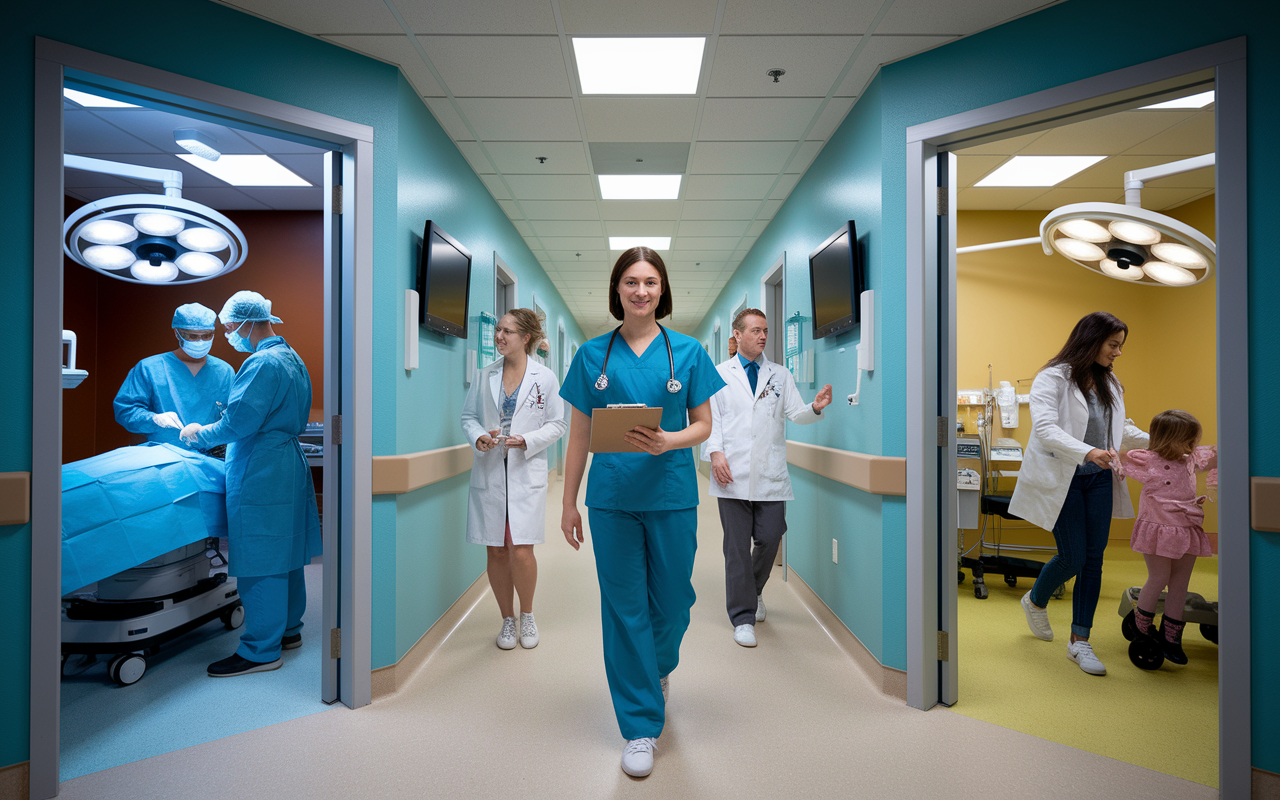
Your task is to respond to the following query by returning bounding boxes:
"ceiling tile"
[1131,187,1214,211]
[769,173,800,200]
[398,0,558,33]
[747,220,769,236]
[690,141,796,174]
[604,220,677,236]
[582,98,700,142]
[1056,155,1211,191]
[785,140,826,173]
[551,259,612,272]
[63,169,144,192]
[707,36,859,97]
[176,187,274,211]
[271,154,327,186]
[241,187,326,210]
[499,200,521,217]
[760,199,782,216]
[834,35,956,97]
[1010,188,1123,211]
[956,155,1009,188]
[809,96,854,140]
[504,174,597,200]
[877,0,1059,35]
[685,174,778,200]
[419,36,570,97]
[219,0,403,34]
[323,35,447,96]
[674,236,745,250]
[513,220,534,236]
[482,141,591,174]
[599,201,682,220]
[698,98,821,141]
[682,200,764,220]
[532,220,605,237]
[455,141,497,174]
[536,236,608,251]
[64,110,157,154]
[1122,113,1216,156]
[520,200,601,219]
[956,187,1050,210]
[457,98,582,141]
[480,174,512,200]
[675,220,749,237]
[231,128,329,155]
[1019,111,1199,156]
[560,0,718,32]
[668,260,727,272]
[425,97,474,140]
[720,0,879,34]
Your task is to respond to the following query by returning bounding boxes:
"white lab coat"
[704,354,821,501]
[1007,364,1149,532]
[460,358,567,546]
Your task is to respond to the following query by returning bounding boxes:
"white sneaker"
[660,674,669,704]
[496,617,517,650]
[734,623,757,647]
[1021,592,1053,641]
[621,737,656,777]
[755,594,766,622]
[1067,640,1106,675]
[519,612,539,649]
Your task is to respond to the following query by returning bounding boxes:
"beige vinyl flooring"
[59,471,1214,800]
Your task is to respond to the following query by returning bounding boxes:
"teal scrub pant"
[235,566,306,663]
[588,506,698,740]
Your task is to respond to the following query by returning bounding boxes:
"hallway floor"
[58,472,1213,799]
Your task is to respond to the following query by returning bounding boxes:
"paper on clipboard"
[589,406,663,453]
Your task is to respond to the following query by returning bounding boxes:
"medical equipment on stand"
[62,330,89,389]
[996,380,1018,428]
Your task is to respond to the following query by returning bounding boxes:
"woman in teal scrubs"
[560,247,725,779]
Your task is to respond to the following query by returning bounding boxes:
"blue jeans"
[1029,470,1113,638]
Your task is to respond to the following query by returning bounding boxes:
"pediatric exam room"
[949,85,1219,788]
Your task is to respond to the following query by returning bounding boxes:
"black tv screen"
[808,221,864,339]
[417,221,472,338]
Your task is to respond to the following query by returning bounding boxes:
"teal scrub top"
[113,352,235,450]
[560,326,725,512]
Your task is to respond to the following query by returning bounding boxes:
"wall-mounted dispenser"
[847,290,874,405]
[405,290,419,371]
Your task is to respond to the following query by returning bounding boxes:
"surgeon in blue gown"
[113,303,234,448]
[560,247,725,779]
[181,290,321,678]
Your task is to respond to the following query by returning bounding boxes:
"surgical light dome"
[1040,202,1214,287]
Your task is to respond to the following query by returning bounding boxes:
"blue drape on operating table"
[61,443,227,595]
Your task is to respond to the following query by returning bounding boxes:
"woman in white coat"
[461,309,567,650]
[1009,311,1147,676]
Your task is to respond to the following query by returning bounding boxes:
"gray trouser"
[718,498,787,627]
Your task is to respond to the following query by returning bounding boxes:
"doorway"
[32,38,373,799]
[904,38,1248,798]
[761,255,784,365]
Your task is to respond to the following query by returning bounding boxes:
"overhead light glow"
[1140,90,1215,110]
[176,251,225,277]
[976,155,1106,187]
[573,38,705,94]
[81,219,138,245]
[63,88,140,108]
[1100,258,1145,281]
[1151,241,1209,269]
[1108,219,1161,245]
[599,174,682,200]
[1058,219,1111,243]
[83,245,137,270]
[134,212,185,237]
[1142,261,1197,286]
[177,226,231,252]
[130,260,179,283]
[1051,237,1106,262]
[176,154,311,187]
[609,237,672,250]
[174,128,221,162]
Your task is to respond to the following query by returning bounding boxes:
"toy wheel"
[1200,623,1218,644]
[1121,610,1138,642]
[974,583,989,600]
[108,654,147,686]
[1128,637,1165,670]
[222,604,245,630]
[1004,574,1018,588]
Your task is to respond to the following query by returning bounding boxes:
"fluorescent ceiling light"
[1140,90,1214,110]
[976,155,1106,187]
[609,237,672,250]
[63,88,139,108]
[573,38,705,94]
[176,154,311,187]
[599,174,682,200]
[174,128,221,161]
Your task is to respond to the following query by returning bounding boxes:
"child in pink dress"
[1119,410,1217,665]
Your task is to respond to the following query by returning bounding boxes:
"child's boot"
[1133,605,1156,637]
[1160,616,1188,665]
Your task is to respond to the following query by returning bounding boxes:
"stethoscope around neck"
[594,324,682,394]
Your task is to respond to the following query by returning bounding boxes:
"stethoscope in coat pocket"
[594,323,682,394]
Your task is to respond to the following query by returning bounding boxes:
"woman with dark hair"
[559,247,725,778]
[1009,311,1148,676]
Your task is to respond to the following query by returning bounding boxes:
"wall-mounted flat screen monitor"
[808,221,865,339]
[417,221,472,338]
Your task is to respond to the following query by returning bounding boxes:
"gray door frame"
[905,37,1248,798]
[32,38,374,799]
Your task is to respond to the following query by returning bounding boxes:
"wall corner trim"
[0,760,30,799]
[0,472,31,526]
[372,444,473,495]
[1250,476,1280,533]
[786,441,906,496]
[371,572,489,699]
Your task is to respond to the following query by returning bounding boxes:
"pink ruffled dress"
[1120,446,1217,558]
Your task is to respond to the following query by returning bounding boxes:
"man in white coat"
[706,309,832,647]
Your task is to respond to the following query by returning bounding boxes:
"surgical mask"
[179,336,213,359]
[224,320,256,353]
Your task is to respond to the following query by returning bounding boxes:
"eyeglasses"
[176,330,215,342]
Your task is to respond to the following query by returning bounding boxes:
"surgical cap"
[218,291,284,325]
[172,303,217,330]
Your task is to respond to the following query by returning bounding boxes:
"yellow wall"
[957,195,1217,545]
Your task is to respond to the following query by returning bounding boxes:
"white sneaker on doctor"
[1021,591,1053,641]
[1067,639,1106,675]
[519,612,539,649]
[496,616,517,650]
[621,737,656,777]
[734,624,757,647]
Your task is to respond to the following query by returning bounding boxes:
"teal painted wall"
[4,0,582,768]
[704,0,1277,772]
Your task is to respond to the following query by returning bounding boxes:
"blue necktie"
[745,360,758,394]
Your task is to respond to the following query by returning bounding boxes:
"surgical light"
[81,219,138,245]
[1057,219,1110,243]
[174,128,221,161]
[83,245,137,271]
[130,259,179,283]
[175,251,224,277]
[134,212,186,237]
[177,226,230,252]
[1108,219,1161,245]
[1040,201,1214,287]
[1151,242,1209,269]
[1100,258,1145,281]
[1051,237,1106,262]
[1142,261,1197,286]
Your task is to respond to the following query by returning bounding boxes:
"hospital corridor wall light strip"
[62,155,248,284]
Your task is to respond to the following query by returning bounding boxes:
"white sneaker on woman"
[1021,592,1053,641]
[519,612,539,649]
[621,737,657,777]
[1067,640,1106,675]
[496,616,517,650]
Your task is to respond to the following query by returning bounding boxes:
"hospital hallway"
[55,470,1214,800]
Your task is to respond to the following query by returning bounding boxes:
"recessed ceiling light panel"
[599,174,682,200]
[176,154,311,187]
[976,155,1106,187]
[63,88,140,108]
[1140,90,1215,110]
[609,237,671,250]
[573,38,705,95]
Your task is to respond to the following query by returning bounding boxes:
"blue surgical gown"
[560,327,725,511]
[191,337,320,578]
[114,352,235,450]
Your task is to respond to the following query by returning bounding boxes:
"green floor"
[948,546,1219,788]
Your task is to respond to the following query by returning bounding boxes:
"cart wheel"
[1128,636,1165,670]
[1121,610,1138,642]
[108,654,147,686]
[223,604,245,630]
[974,583,989,600]
[1200,623,1218,644]
[1004,574,1018,588]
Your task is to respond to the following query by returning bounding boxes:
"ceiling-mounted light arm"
[956,236,1041,255]
[64,154,183,198]
[1123,152,1215,207]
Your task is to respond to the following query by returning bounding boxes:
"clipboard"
[589,406,664,453]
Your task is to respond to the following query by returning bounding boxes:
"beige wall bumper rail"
[372,444,473,495]
[1251,476,1280,533]
[0,472,31,526]
[786,441,906,496]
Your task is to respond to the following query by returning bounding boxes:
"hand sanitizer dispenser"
[997,380,1018,428]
